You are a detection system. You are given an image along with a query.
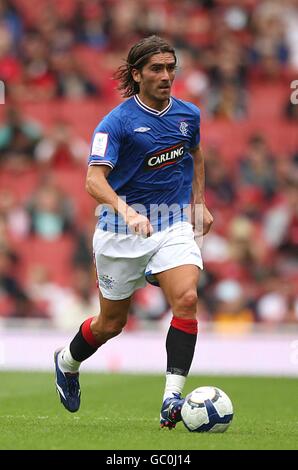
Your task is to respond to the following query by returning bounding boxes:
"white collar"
[134,95,172,117]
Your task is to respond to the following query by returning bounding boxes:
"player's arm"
[86,165,153,237]
[190,144,213,235]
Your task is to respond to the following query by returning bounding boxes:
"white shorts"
[93,221,203,300]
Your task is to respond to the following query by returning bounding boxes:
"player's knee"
[91,314,127,341]
[102,319,126,339]
[173,289,198,315]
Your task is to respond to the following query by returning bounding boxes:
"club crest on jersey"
[144,143,185,171]
[179,121,189,136]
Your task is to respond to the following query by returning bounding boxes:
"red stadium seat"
[0,168,39,203]
[18,100,113,141]
[15,234,75,287]
[0,296,15,317]
[13,0,76,25]
[51,168,97,226]
[248,84,289,121]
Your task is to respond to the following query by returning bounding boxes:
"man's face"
[132,52,176,104]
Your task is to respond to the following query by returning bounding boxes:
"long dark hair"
[114,36,176,98]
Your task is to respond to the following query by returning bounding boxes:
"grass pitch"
[0,372,297,450]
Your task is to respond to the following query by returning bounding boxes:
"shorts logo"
[179,121,189,136]
[144,143,185,171]
[98,274,115,290]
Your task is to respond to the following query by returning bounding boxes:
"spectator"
[131,284,168,322]
[205,145,236,206]
[263,174,298,257]
[228,216,267,267]
[28,182,74,240]
[0,246,43,318]
[0,22,22,86]
[73,0,108,49]
[239,134,277,200]
[72,230,93,269]
[0,106,42,168]
[0,0,23,49]
[210,81,247,120]
[206,36,248,119]
[237,187,265,221]
[52,267,98,329]
[0,189,30,239]
[251,2,289,70]
[51,50,98,99]
[283,0,298,70]
[285,99,298,121]
[35,120,89,168]
[212,279,255,333]
[26,265,70,321]
[172,49,209,105]
[20,30,56,102]
[256,272,295,324]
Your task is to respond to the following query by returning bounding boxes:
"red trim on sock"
[171,317,198,335]
[81,317,100,348]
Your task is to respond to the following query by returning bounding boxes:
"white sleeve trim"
[88,160,115,169]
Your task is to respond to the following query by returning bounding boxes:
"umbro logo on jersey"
[134,127,151,132]
[144,143,185,171]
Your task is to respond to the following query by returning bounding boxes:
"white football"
[181,386,233,433]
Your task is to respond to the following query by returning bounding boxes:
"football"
[181,386,233,433]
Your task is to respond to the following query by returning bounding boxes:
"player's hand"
[191,201,213,236]
[202,204,213,235]
[126,209,153,237]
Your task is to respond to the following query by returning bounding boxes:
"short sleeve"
[88,113,123,169]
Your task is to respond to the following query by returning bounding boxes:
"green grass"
[0,372,297,450]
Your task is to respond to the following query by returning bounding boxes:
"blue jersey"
[88,95,200,232]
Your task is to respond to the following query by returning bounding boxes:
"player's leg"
[55,293,131,413]
[55,226,154,412]
[145,221,202,427]
[67,291,131,363]
[156,264,200,428]
[157,265,199,427]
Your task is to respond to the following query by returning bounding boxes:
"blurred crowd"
[1,0,298,112]
[0,0,297,330]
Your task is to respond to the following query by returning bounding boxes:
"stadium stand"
[0,0,297,326]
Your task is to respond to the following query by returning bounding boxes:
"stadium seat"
[0,168,39,203]
[13,0,76,25]
[0,296,15,317]
[52,168,97,226]
[19,100,112,141]
[15,234,75,287]
[248,84,289,121]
